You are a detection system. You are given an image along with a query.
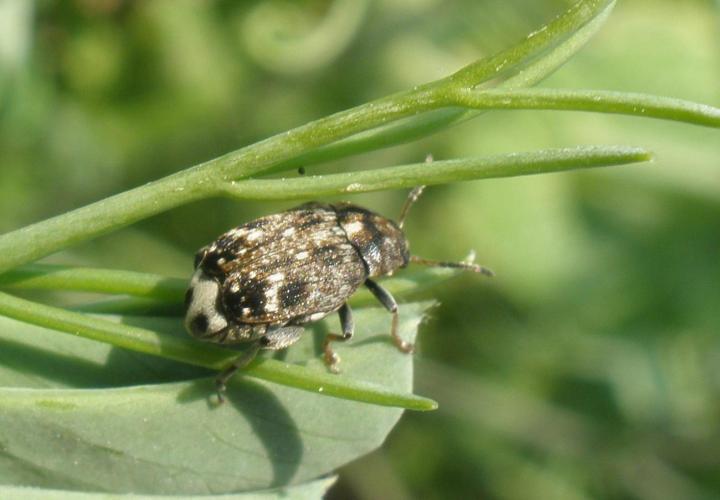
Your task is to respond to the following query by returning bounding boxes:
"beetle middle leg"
[323,303,353,373]
[364,278,413,354]
[215,325,304,403]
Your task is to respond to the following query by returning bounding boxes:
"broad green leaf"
[0,302,431,494]
[0,476,336,499]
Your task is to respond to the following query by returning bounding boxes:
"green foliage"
[0,304,427,494]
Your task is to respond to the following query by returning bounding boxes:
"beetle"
[184,186,493,401]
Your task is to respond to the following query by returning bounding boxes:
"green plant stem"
[265,0,618,175]
[0,291,437,411]
[452,89,720,127]
[221,146,653,200]
[0,172,211,277]
[0,264,186,300]
[0,90,438,275]
[0,0,616,275]
[446,0,614,88]
[0,263,463,308]
[72,297,185,316]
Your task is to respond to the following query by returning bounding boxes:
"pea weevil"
[184,186,493,402]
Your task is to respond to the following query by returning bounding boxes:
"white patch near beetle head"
[184,269,228,337]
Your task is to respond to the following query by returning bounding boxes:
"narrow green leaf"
[71,297,186,316]
[0,291,436,411]
[222,146,653,201]
[446,0,615,88]
[265,0,617,174]
[451,88,720,128]
[0,264,186,301]
[0,264,465,309]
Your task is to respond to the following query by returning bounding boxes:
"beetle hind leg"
[323,303,354,373]
[364,278,414,354]
[262,325,305,350]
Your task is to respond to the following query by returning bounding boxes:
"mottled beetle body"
[185,187,492,401]
[186,202,407,343]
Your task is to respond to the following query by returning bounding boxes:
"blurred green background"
[1,0,719,498]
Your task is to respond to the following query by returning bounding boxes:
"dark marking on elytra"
[203,248,239,277]
[336,204,374,218]
[279,281,307,308]
[298,214,326,229]
[234,279,266,313]
[359,215,386,254]
[315,245,340,266]
[244,219,266,230]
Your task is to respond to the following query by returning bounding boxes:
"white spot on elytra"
[265,302,278,313]
[282,227,296,237]
[344,221,364,236]
[246,229,264,241]
[295,251,309,260]
[268,272,285,282]
[264,285,280,312]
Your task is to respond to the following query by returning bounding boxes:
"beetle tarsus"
[323,304,354,373]
[364,278,414,353]
[390,312,414,354]
[215,379,227,405]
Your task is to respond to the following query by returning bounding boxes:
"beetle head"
[184,268,230,340]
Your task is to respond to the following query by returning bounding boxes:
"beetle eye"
[190,313,209,334]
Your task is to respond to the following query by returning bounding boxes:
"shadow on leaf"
[176,376,304,488]
[0,337,109,388]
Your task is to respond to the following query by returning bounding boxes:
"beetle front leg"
[215,325,304,403]
[323,303,353,373]
[215,340,262,404]
[364,278,414,354]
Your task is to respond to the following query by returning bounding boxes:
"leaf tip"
[409,396,439,412]
[635,149,655,164]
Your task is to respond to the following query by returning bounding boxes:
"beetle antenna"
[398,154,434,229]
[410,255,495,277]
[398,186,425,229]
